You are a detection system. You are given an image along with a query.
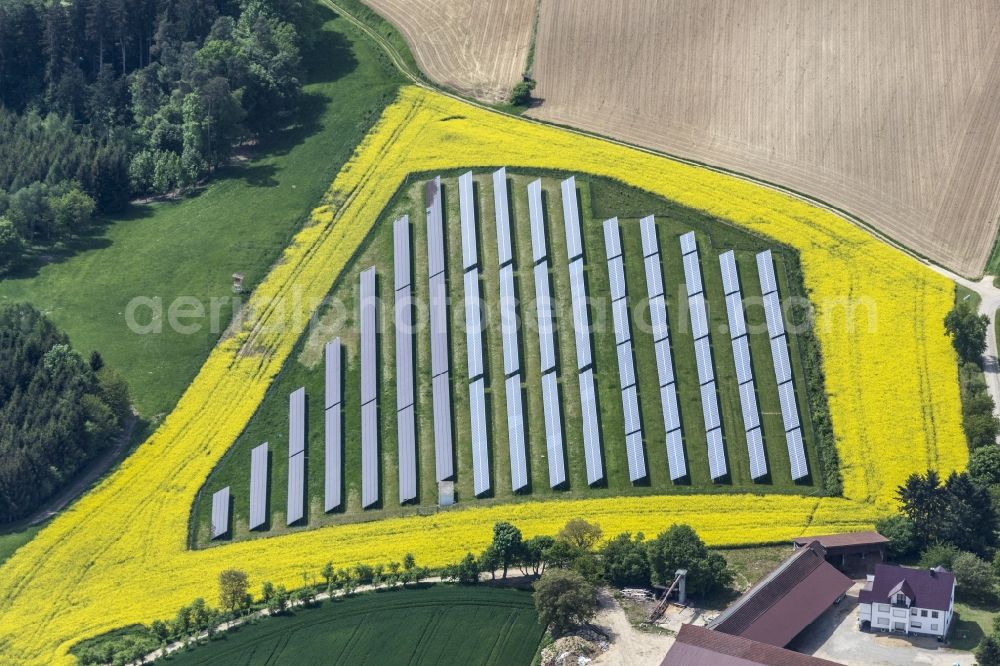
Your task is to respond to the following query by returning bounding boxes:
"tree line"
[0,0,317,274]
[0,303,131,523]
[73,518,735,663]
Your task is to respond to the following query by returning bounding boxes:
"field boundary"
[326,0,982,280]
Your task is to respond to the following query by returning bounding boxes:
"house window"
[931,611,939,619]
[877,618,889,626]
[895,593,906,605]
[921,610,928,617]
[931,624,939,631]
[910,608,918,615]
[911,622,922,629]
[878,604,890,613]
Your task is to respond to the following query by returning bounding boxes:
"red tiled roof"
[858,564,954,612]
[710,542,853,647]
[661,624,844,666]
[791,531,889,549]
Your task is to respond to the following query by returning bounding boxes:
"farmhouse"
[858,564,955,638]
[791,531,889,572]
[661,624,843,665]
[709,542,852,647]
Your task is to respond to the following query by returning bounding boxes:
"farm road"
[929,266,1000,433]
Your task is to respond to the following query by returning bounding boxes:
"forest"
[0,0,316,273]
[0,304,131,523]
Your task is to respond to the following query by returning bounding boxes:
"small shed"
[792,531,889,572]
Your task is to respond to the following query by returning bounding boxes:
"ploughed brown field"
[361,0,536,103]
[527,0,1000,276]
[360,0,1000,276]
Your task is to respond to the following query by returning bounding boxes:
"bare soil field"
[527,0,1000,276]
[361,0,536,102]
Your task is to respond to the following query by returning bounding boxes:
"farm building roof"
[660,624,844,666]
[858,564,954,611]
[709,542,853,647]
[791,531,889,551]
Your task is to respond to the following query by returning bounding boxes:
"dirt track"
[526,0,1000,276]
[362,0,536,103]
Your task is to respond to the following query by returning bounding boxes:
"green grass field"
[0,9,403,421]
[164,585,543,665]
[0,526,41,567]
[192,170,828,547]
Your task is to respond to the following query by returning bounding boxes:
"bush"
[509,79,536,106]
[976,636,1000,666]
[533,569,597,636]
[969,446,1000,487]
[874,515,918,559]
[600,532,651,588]
[952,551,996,602]
[919,543,960,570]
[647,524,732,598]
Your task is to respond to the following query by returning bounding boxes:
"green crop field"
[0,9,403,422]
[164,586,544,665]
[192,170,830,547]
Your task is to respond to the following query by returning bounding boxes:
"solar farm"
[195,170,826,544]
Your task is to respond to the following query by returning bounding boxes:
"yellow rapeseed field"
[0,86,965,663]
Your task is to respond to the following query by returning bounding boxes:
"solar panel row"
[494,168,514,266]
[426,178,454,482]
[541,371,567,488]
[211,487,230,539]
[431,374,453,481]
[568,258,593,370]
[249,442,268,529]
[394,218,416,504]
[426,177,446,278]
[642,216,686,481]
[578,368,604,485]
[680,230,698,256]
[324,405,341,513]
[325,337,341,410]
[534,261,557,373]
[324,339,342,512]
[462,182,490,496]
[719,251,767,481]
[719,250,740,296]
[495,170,529,492]
[756,250,808,481]
[393,215,411,292]
[289,387,305,456]
[757,249,778,295]
[681,232,727,480]
[464,270,485,379]
[360,267,379,509]
[505,374,529,492]
[528,179,547,264]
[287,387,306,524]
[605,219,645,482]
[469,377,490,496]
[287,451,304,524]
[360,268,377,404]
[459,171,478,270]
[499,264,520,376]
[603,216,622,259]
[361,401,378,508]
[561,177,584,261]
